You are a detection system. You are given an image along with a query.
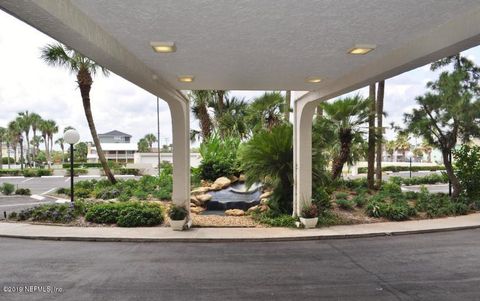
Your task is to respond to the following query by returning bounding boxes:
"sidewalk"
[0,213,479,242]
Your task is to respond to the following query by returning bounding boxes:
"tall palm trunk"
[25,132,30,166]
[284,91,291,122]
[19,140,24,170]
[44,135,50,168]
[367,84,376,189]
[0,138,3,170]
[7,142,11,169]
[216,90,225,113]
[77,67,116,184]
[375,81,385,188]
[442,149,460,198]
[331,129,353,180]
[198,104,212,139]
[316,105,323,122]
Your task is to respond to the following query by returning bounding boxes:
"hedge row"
[64,168,89,176]
[61,162,124,169]
[0,169,53,177]
[358,165,445,174]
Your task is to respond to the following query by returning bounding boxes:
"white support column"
[293,98,318,216]
[168,100,191,212]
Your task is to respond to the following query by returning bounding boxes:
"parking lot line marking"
[64,177,71,182]
[41,188,57,196]
[21,178,34,183]
[41,175,64,178]
[31,195,46,201]
[0,176,25,179]
[0,201,51,208]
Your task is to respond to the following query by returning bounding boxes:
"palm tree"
[0,127,5,169]
[189,90,214,140]
[16,111,32,166]
[394,133,411,162]
[40,119,58,167]
[321,95,370,180]
[247,92,285,132]
[39,120,51,167]
[367,84,376,189]
[143,133,157,150]
[55,137,65,163]
[41,43,116,183]
[385,140,396,162]
[421,140,433,163]
[284,91,291,122]
[8,120,24,169]
[31,135,43,162]
[375,81,385,187]
[214,96,249,138]
[30,113,42,164]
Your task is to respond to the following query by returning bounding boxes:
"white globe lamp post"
[64,129,80,204]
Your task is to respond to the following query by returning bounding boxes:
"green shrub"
[168,205,188,220]
[312,187,332,211]
[335,192,349,199]
[0,169,22,176]
[15,188,31,196]
[2,157,14,164]
[390,174,448,186]
[335,199,355,210]
[385,202,416,221]
[133,189,148,200]
[61,162,119,169]
[381,182,402,194]
[65,168,88,176]
[1,183,15,195]
[454,145,480,200]
[56,187,71,196]
[415,190,469,218]
[253,213,298,227]
[365,199,388,218]
[114,168,141,176]
[16,203,79,223]
[117,202,164,227]
[74,187,91,198]
[339,178,369,190]
[199,133,240,181]
[352,194,368,207]
[8,211,17,219]
[22,168,53,177]
[358,165,445,173]
[85,202,124,224]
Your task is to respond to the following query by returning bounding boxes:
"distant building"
[87,130,137,163]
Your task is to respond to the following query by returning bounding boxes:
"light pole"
[64,129,80,205]
[157,96,161,177]
[406,151,413,178]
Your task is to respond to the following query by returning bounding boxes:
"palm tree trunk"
[217,90,225,113]
[20,140,24,170]
[367,84,376,189]
[284,91,291,122]
[198,105,212,139]
[375,81,385,188]
[0,139,3,170]
[44,136,50,168]
[331,130,353,180]
[25,132,30,166]
[442,149,460,198]
[316,105,323,122]
[7,142,11,169]
[78,68,116,184]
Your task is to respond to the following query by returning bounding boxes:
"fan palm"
[238,124,293,214]
[41,43,116,183]
[321,95,369,179]
[8,120,24,169]
[143,133,157,150]
[16,111,32,166]
[30,113,42,163]
[247,92,285,132]
[394,133,411,161]
[189,90,214,140]
[0,127,5,169]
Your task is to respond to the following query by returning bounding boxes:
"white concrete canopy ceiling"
[1,0,480,100]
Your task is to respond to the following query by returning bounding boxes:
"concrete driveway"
[0,229,479,300]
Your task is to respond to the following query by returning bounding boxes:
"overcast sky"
[0,10,479,150]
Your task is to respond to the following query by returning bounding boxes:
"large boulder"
[190,206,204,214]
[209,183,223,191]
[259,191,272,200]
[246,205,259,215]
[191,187,210,195]
[225,209,245,216]
[214,177,231,189]
[190,196,202,207]
[238,174,246,182]
[196,193,212,205]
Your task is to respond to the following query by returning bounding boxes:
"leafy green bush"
[114,168,141,176]
[61,162,119,169]
[415,189,469,218]
[56,187,71,196]
[352,194,368,207]
[22,168,53,177]
[358,165,445,173]
[335,192,349,199]
[1,183,15,195]
[0,169,22,176]
[117,202,164,227]
[15,188,31,196]
[454,145,480,200]
[381,182,402,194]
[312,187,332,211]
[365,192,416,221]
[339,178,369,190]
[8,212,17,219]
[15,203,79,223]
[336,199,355,210]
[253,212,297,227]
[65,168,88,176]
[389,174,448,186]
[168,205,188,221]
[85,202,125,224]
[2,157,14,164]
[199,133,240,181]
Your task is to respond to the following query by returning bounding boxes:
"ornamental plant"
[168,205,188,221]
[301,203,319,218]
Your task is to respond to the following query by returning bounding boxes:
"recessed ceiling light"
[306,77,322,83]
[348,44,376,55]
[150,41,176,53]
[178,75,194,83]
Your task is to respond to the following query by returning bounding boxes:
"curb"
[0,224,479,243]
